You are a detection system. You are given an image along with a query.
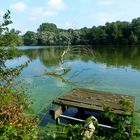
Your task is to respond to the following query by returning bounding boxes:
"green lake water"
[5,46,140,124]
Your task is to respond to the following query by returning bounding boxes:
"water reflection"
[22,46,140,71]
[18,46,140,113]
[93,46,140,70]
[7,45,139,130]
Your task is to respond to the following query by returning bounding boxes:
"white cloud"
[17,27,29,34]
[0,10,4,16]
[48,0,66,11]
[10,2,26,12]
[64,22,77,29]
[9,23,29,34]
[28,0,66,20]
[91,12,123,25]
[0,10,4,24]
[28,7,58,20]
[97,0,116,6]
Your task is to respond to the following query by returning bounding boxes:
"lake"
[5,45,140,124]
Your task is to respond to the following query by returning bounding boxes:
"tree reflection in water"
[22,45,140,84]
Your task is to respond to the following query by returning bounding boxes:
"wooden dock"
[50,88,135,125]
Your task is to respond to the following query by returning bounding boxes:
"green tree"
[37,31,57,45]
[22,16,140,45]
[2,28,23,46]
[37,22,58,33]
[129,32,138,44]
[0,11,38,139]
[70,29,81,45]
[57,31,71,45]
[131,17,140,43]
[89,26,107,45]
[23,31,38,46]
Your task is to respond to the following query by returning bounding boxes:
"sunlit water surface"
[5,46,140,125]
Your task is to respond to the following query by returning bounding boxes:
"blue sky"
[0,0,140,33]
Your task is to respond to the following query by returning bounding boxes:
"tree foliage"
[23,17,140,46]
[23,31,38,46]
[0,11,23,47]
[37,22,58,33]
[0,11,38,139]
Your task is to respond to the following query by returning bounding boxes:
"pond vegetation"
[1,11,140,139]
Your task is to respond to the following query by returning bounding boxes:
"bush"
[0,88,38,139]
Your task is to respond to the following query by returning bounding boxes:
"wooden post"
[49,104,63,124]
[56,117,60,125]
[54,106,62,119]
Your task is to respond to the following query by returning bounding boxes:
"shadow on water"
[22,45,140,71]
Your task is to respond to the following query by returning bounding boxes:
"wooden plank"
[73,88,134,99]
[56,97,130,111]
[76,88,134,102]
[54,99,103,112]
[58,95,134,109]
[49,104,63,120]
[53,99,125,115]
[77,88,135,108]
[58,94,132,105]
[59,89,135,105]
[53,88,135,115]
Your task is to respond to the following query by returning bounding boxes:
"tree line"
[23,17,140,46]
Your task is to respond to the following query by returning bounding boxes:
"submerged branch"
[45,66,71,76]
